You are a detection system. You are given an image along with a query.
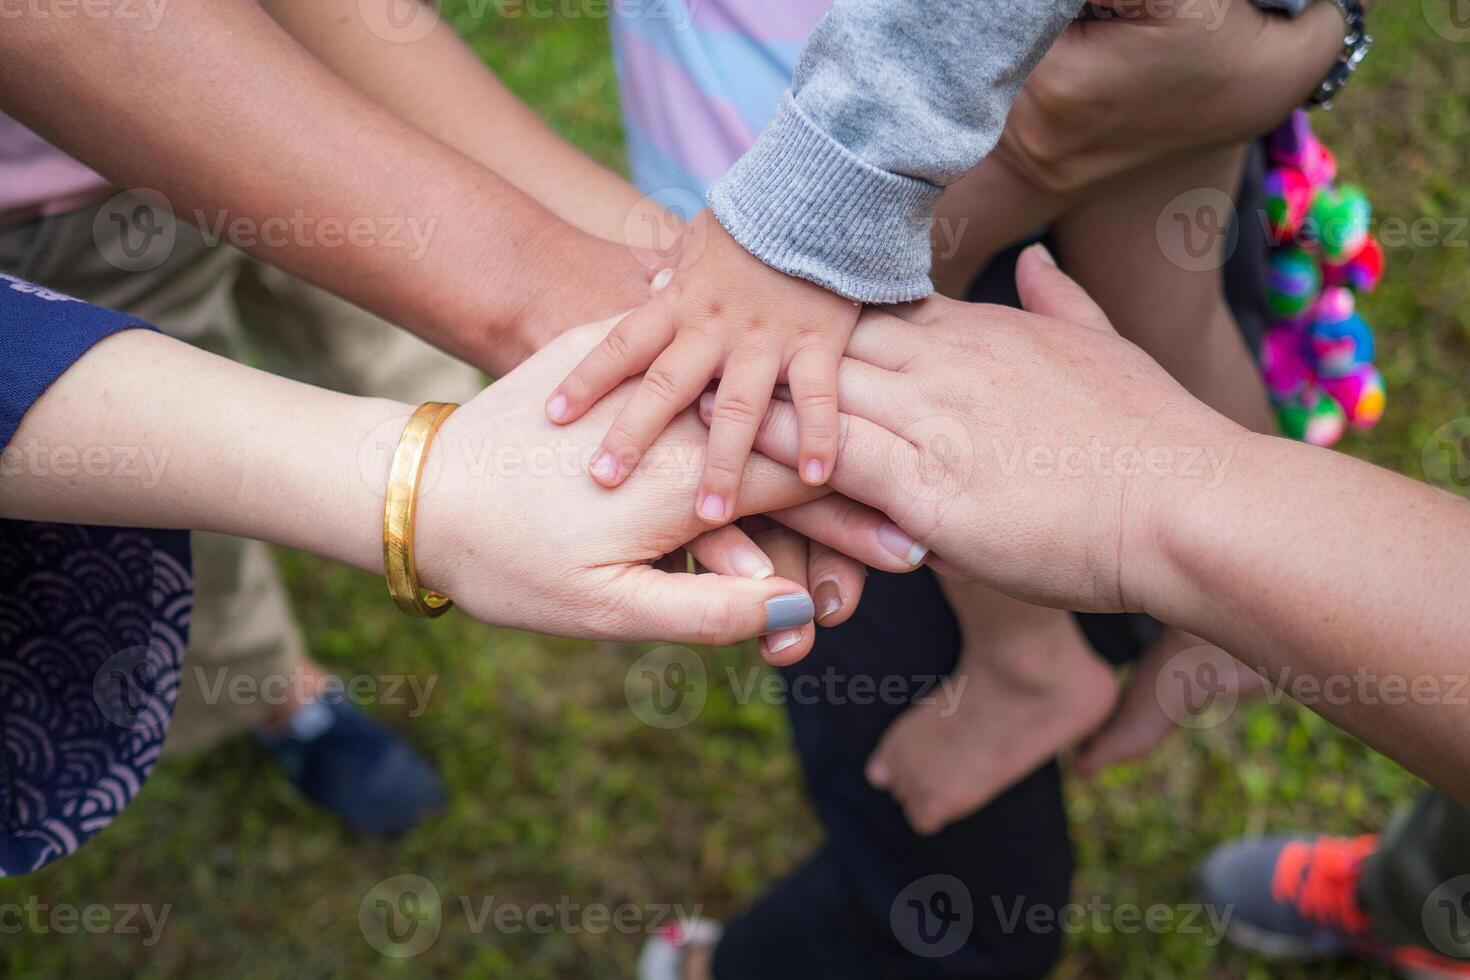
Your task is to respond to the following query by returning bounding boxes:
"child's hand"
[545,211,860,524]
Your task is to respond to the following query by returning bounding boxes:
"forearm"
[0,0,646,374]
[257,0,658,244]
[1143,433,1470,800]
[0,330,398,575]
[931,157,1069,298]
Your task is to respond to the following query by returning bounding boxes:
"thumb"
[1015,243,1115,333]
[613,565,814,646]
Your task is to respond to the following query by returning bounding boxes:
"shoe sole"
[1223,917,1347,961]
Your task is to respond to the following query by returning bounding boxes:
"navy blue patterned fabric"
[0,273,191,875]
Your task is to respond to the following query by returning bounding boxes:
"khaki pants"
[0,196,481,752]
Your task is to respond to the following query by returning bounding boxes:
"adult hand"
[722,245,1246,613]
[995,0,1347,197]
[412,317,825,645]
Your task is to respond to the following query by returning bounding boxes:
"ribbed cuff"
[707,93,942,304]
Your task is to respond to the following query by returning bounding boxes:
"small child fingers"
[591,330,723,487]
[548,300,674,424]
[696,347,781,525]
[785,343,842,485]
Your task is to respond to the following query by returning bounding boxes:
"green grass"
[1,4,1465,978]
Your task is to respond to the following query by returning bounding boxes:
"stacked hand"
[545,212,860,520]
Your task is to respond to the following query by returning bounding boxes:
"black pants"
[712,147,1279,979]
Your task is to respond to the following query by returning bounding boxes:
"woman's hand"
[413,317,825,645]
[1,317,819,650]
[995,0,1347,197]
[719,246,1246,613]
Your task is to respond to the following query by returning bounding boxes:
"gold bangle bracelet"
[383,401,459,617]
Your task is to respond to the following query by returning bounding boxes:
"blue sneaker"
[255,698,445,836]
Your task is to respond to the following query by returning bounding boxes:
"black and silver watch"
[1308,0,1371,109]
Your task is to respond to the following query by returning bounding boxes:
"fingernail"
[697,493,726,523]
[763,592,814,632]
[878,522,929,567]
[698,392,715,420]
[814,578,842,623]
[731,547,774,580]
[866,758,890,787]
[590,450,620,484]
[651,267,676,293]
[546,392,569,423]
[1029,242,1056,267]
[802,458,825,484]
[765,630,802,656]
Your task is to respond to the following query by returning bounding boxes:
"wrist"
[244,394,418,577]
[1256,0,1352,107]
[1116,420,1256,621]
[500,226,651,374]
[403,407,480,606]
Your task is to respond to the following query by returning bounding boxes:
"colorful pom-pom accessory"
[1261,109,1386,448]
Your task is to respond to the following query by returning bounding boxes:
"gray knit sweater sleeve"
[707,0,1084,303]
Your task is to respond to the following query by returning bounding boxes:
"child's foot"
[1201,834,1470,977]
[1073,626,1267,777]
[866,592,1119,836]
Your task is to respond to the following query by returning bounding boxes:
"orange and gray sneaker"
[1200,834,1470,979]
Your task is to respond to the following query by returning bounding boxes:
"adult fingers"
[1014,243,1115,332]
[768,496,928,574]
[698,391,917,520]
[746,522,815,665]
[697,344,781,524]
[806,541,867,627]
[549,299,674,424]
[683,524,775,581]
[592,328,724,487]
[613,564,813,646]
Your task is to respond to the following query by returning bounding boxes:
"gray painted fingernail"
[763,592,815,632]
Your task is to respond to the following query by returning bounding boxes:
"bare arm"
[0,0,649,375]
[1,324,818,644]
[738,251,1470,802]
[1147,435,1470,802]
[255,0,663,244]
